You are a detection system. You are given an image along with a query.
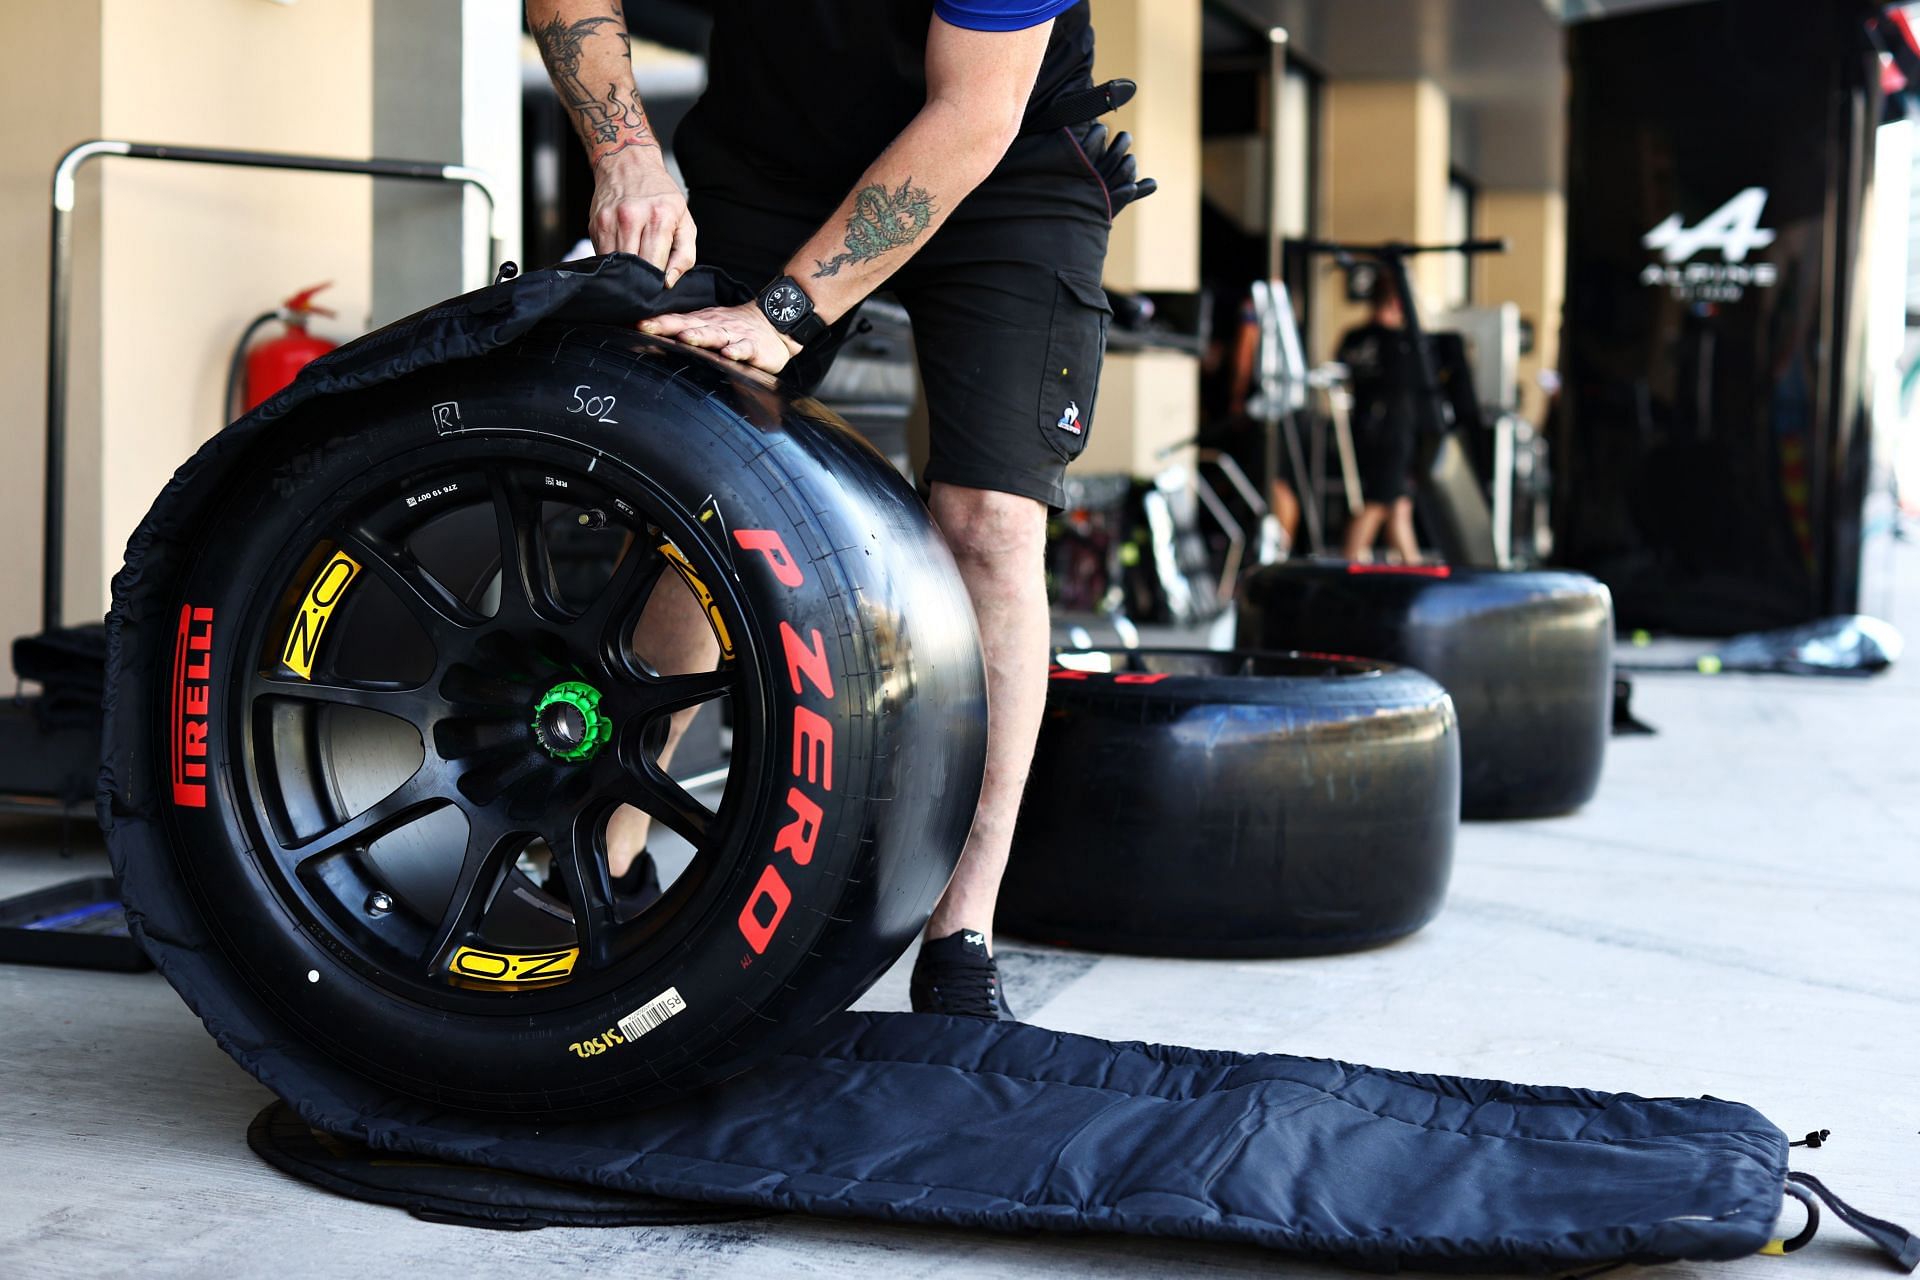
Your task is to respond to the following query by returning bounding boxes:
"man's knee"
[929,484,1047,569]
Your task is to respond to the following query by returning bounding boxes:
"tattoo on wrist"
[813,178,936,279]
[533,13,658,160]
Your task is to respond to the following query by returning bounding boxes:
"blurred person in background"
[1335,274,1422,563]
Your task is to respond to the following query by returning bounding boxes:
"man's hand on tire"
[640,303,800,375]
[589,154,698,287]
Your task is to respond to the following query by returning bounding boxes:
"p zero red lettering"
[733,529,804,588]
[791,706,833,790]
[774,787,824,866]
[732,523,841,960]
[170,604,215,808]
[737,864,793,955]
[779,622,835,699]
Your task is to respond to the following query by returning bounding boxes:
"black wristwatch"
[757,275,829,347]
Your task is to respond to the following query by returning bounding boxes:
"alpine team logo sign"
[1640,186,1779,302]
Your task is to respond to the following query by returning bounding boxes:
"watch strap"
[787,309,829,347]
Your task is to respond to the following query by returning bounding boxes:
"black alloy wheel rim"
[221,437,768,1015]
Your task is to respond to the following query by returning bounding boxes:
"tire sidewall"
[153,342,893,1110]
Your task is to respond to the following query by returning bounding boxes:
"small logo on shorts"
[1056,402,1082,435]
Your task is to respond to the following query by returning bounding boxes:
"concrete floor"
[2,547,1917,1277]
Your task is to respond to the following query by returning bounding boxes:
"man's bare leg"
[921,483,1051,953]
[605,564,720,878]
[1386,496,1420,564]
[1343,502,1389,561]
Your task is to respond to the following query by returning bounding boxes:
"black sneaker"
[909,929,1015,1020]
[608,851,662,912]
[545,850,662,913]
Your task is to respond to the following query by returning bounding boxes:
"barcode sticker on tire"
[617,987,687,1042]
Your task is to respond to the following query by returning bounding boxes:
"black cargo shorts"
[684,124,1115,510]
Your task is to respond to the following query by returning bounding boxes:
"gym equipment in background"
[102,258,987,1114]
[1001,648,1458,957]
[1238,562,1615,820]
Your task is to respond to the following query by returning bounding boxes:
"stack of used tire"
[1000,562,1614,962]
[999,648,1461,957]
[1236,563,1615,820]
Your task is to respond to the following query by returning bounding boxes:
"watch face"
[764,281,809,328]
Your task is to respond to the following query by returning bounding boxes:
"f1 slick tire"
[1237,563,1614,819]
[999,649,1459,958]
[101,325,987,1115]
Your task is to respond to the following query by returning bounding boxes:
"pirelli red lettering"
[733,529,837,956]
[170,604,215,808]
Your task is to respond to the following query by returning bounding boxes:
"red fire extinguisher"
[225,283,339,421]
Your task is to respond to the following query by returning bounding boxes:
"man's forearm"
[528,0,660,171]
[784,98,1021,323]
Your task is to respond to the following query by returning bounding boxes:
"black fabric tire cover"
[100,277,988,1115]
[1237,563,1614,820]
[1000,648,1459,957]
[247,1099,774,1229]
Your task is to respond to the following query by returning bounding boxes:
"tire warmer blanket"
[100,254,1900,1274]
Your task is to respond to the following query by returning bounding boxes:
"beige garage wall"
[0,4,104,652]
[0,0,373,644]
[1314,78,1452,360]
[94,0,374,627]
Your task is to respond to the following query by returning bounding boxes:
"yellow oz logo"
[282,549,362,680]
[448,946,578,984]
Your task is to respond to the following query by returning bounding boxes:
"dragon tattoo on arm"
[813,178,937,279]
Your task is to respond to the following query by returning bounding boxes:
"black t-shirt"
[1335,322,1420,437]
[676,2,1095,207]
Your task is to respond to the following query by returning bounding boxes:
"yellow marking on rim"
[281,549,363,680]
[447,946,579,985]
[658,541,736,661]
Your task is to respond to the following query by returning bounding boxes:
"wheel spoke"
[335,529,486,634]
[424,826,525,974]
[637,666,735,719]
[586,536,671,663]
[615,760,715,852]
[252,671,437,723]
[548,809,617,966]
[489,469,571,623]
[286,767,446,866]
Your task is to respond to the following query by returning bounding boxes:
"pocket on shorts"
[1038,270,1112,464]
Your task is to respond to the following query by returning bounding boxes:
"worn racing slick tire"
[999,649,1459,957]
[1238,563,1614,819]
[101,325,987,1116]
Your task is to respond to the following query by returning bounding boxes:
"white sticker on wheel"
[617,987,687,1042]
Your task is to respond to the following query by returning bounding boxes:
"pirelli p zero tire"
[1237,563,1615,820]
[104,325,986,1115]
[999,649,1459,958]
